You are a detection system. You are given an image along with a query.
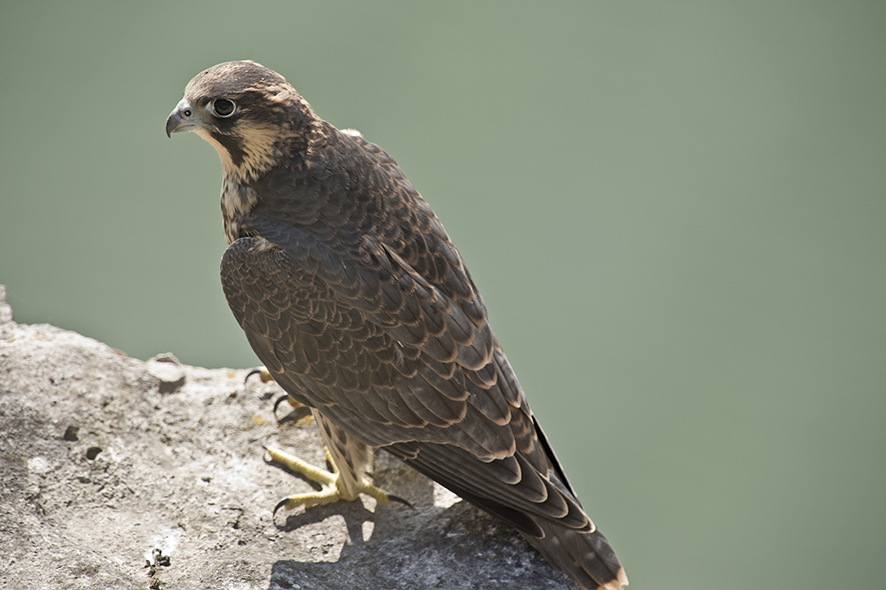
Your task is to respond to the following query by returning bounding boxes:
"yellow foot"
[264,445,410,518]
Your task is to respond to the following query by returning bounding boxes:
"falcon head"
[166,60,315,183]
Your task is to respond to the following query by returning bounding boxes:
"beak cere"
[166,99,195,137]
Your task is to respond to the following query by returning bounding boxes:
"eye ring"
[211,99,237,118]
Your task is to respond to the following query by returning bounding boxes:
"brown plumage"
[166,60,627,590]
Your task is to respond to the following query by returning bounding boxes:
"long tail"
[522,520,628,590]
[385,439,628,589]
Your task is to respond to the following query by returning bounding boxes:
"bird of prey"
[166,61,627,590]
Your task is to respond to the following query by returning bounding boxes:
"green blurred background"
[2,1,884,588]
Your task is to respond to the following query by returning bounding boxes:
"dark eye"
[211,99,236,118]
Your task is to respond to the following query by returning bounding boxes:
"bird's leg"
[250,371,410,515]
[264,445,410,518]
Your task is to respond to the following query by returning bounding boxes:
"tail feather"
[386,441,628,589]
[522,520,628,590]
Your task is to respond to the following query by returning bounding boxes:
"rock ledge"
[0,285,572,589]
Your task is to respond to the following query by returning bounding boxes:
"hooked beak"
[166,98,198,137]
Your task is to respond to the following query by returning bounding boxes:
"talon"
[386,494,413,508]
[273,393,295,416]
[263,444,407,516]
[273,497,291,519]
[272,394,313,426]
[274,393,292,418]
[244,367,275,384]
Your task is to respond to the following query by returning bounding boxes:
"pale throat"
[195,122,284,185]
[194,124,283,244]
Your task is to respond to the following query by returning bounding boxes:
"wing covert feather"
[218,129,612,586]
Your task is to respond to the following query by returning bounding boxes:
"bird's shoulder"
[240,122,480,317]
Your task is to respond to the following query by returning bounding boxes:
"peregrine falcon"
[166,61,627,590]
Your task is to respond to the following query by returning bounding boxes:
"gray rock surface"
[0,285,573,589]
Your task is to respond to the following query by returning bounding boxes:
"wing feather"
[218,128,622,588]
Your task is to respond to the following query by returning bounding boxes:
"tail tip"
[599,567,629,590]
